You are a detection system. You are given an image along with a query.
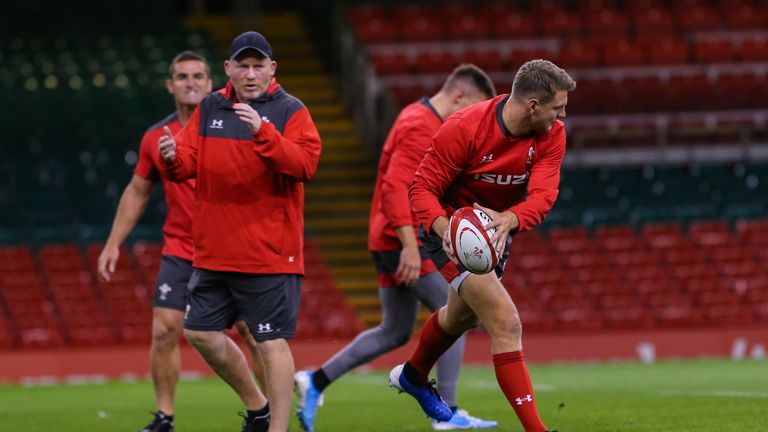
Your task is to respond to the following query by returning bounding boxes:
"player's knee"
[454,312,480,332]
[488,313,522,339]
[152,320,182,347]
[388,329,411,347]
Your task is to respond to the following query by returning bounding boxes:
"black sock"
[247,403,270,424]
[403,362,423,384]
[157,411,173,421]
[312,369,331,392]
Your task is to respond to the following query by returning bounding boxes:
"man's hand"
[474,203,518,257]
[158,126,176,162]
[234,103,263,134]
[395,244,421,287]
[432,216,458,265]
[97,245,119,282]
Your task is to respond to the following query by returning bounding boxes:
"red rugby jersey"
[369,97,442,252]
[135,113,195,261]
[410,94,565,233]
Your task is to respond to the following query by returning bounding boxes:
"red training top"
[369,97,442,252]
[410,94,565,234]
[162,79,321,274]
[135,113,194,261]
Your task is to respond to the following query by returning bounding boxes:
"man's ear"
[453,88,466,105]
[165,78,174,95]
[527,98,539,113]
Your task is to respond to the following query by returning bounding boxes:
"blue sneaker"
[431,408,498,430]
[294,370,324,432]
[389,364,452,422]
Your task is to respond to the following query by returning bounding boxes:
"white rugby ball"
[448,207,499,275]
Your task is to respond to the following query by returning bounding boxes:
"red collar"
[223,77,279,103]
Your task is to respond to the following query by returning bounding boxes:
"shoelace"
[425,378,441,396]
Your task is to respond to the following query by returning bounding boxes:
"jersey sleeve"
[251,107,321,182]
[410,116,470,232]
[134,130,160,183]
[161,108,200,181]
[508,124,566,232]
[380,120,434,229]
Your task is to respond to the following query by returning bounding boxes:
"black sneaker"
[139,411,174,432]
[239,410,270,432]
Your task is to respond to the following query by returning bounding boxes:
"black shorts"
[184,269,301,342]
[418,224,509,290]
[153,255,193,312]
[370,248,438,287]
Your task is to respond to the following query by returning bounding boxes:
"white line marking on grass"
[660,390,768,398]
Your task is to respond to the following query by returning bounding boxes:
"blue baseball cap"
[228,31,273,60]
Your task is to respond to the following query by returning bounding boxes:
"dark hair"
[443,63,497,99]
[512,59,576,103]
[168,50,211,78]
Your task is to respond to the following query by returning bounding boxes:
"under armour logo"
[158,283,172,301]
[261,116,270,123]
[481,154,494,163]
[515,394,533,405]
[210,119,224,129]
[257,323,273,333]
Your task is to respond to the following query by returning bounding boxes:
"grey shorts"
[184,269,301,342]
[153,255,193,312]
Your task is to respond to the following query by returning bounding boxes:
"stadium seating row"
[347,1,766,44]
[504,219,768,331]
[0,239,362,349]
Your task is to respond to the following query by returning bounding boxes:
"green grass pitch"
[0,359,765,431]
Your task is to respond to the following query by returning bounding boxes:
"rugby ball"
[448,207,499,275]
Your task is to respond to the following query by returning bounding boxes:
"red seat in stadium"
[697,290,742,308]
[676,5,722,32]
[0,246,35,273]
[595,225,635,239]
[692,38,736,63]
[414,49,459,74]
[401,16,444,42]
[702,304,754,325]
[463,48,504,73]
[646,37,689,65]
[598,236,645,252]
[392,3,432,22]
[370,51,411,75]
[2,285,46,302]
[616,76,667,112]
[739,37,768,62]
[623,264,665,281]
[447,14,492,40]
[352,18,398,44]
[584,8,629,41]
[491,12,536,39]
[668,74,712,111]
[540,11,583,38]
[642,222,683,238]
[655,305,705,327]
[723,3,765,30]
[603,307,654,329]
[601,40,648,68]
[632,8,677,42]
